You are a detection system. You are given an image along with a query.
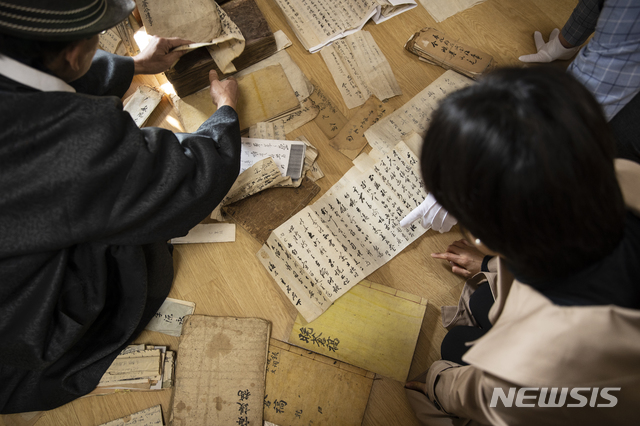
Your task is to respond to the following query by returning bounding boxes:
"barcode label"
[286,143,306,179]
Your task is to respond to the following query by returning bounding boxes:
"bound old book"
[405,27,494,80]
[165,0,278,98]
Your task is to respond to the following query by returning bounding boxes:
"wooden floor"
[1,0,578,425]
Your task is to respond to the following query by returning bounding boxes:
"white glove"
[518,28,580,63]
[399,193,457,233]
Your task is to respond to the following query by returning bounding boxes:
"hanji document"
[174,65,299,133]
[98,29,122,54]
[257,141,428,322]
[419,0,486,23]
[235,50,318,133]
[321,31,401,109]
[364,70,473,155]
[211,157,288,221]
[137,0,244,73]
[309,87,348,138]
[263,339,374,426]
[145,297,196,336]
[273,0,416,52]
[249,123,323,185]
[171,223,236,244]
[288,280,427,381]
[123,85,163,127]
[240,137,307,179]
[329,96,391,159]
[98,405,163,426]
[136,0,222,41]
[405,27,494,79]
[171,315,271,426]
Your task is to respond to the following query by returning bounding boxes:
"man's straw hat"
[0,0,135,40]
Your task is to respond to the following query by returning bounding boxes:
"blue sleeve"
[561,0,604,46]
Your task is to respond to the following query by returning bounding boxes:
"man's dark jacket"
[0,51,241,413]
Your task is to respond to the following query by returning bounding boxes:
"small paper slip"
[170,223,236,244]
[146,297,196,337]
[98,405,164,426]
[241,137,307,179]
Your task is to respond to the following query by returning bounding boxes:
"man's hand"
[431,239,484,279]
[519,28,580,63]
[209,70,238,110]
[133,36,192,75]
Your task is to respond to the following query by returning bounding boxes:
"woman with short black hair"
[405,67,640,425]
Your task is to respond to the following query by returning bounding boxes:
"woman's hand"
[405,380,427,395]
[133,36,192,75]
[432,239,486,278]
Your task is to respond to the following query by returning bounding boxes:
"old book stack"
[89,345,175,395]
[162,0,279,97]
[405,27,494,80]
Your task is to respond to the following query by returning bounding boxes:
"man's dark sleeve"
[91,105,243,246]
[70,50,134,97]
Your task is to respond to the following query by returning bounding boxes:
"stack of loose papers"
[240,137,306,179]
[89,345,175,395]
[273,0,416,52]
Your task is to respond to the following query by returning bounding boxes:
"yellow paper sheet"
[288,280,427,382]
[264,339,374,425]
[174,65,299,133]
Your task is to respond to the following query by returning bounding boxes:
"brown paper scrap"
[329,97,392,160]
[309,87,348,139]
[223,177,321,244]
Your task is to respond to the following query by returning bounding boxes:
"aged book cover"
[264,339,374,425]
[170,315,271,426]
[405,27,494,79]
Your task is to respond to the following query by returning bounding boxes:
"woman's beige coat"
[407,159,640,426]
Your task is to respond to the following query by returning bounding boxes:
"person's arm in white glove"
[399,193,457,233]
[518,28,581,63]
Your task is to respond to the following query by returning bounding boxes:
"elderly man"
[0,0,240,413]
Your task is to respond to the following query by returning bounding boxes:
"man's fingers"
[209,69,219,83]
[533,31,546,51]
